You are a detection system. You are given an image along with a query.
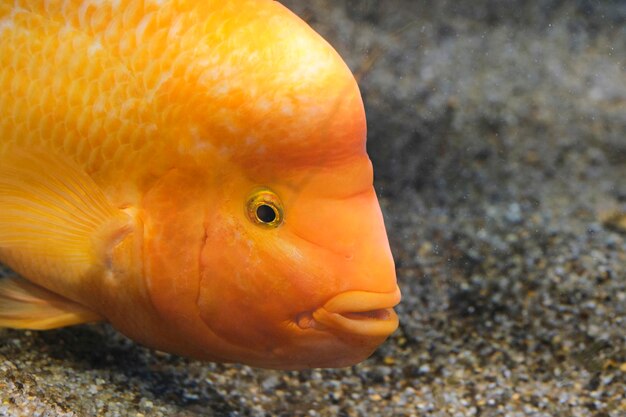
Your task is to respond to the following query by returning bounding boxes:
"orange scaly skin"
[0,0,400,369]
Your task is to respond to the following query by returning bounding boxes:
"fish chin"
[266,332,386,370]
[194,287,401,369]
[191,316,385,370]
[246,286,403,369]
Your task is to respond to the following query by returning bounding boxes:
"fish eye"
[256,204,277,223]
[246,189,283,228]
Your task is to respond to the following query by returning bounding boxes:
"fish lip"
[302,287,401,337]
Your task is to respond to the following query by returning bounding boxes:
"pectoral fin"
[0,276,101,329]
[0,148,132,283]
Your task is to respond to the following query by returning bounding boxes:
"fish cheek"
[196,221,274,348]
[196,218,321,350]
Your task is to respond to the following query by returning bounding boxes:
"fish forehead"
[1,0,365,176]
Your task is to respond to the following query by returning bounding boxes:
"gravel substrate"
[1,1,626,416]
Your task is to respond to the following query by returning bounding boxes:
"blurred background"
[1,1,625,416]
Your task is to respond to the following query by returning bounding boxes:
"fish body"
[0,0,400,369]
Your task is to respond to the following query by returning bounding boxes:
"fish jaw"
[255,288,401,369]
[307,287,401,337]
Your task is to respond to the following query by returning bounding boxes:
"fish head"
[196,156,401,369]
[191,6,400,368]
[140,0,400,369]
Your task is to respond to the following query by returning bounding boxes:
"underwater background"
[1,0,625,416]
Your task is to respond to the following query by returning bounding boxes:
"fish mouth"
[299,287,401,337]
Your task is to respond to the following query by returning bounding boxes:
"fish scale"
[0,2,215,190]
[2,1,354,183]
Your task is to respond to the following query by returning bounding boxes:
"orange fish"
[0,0,400,369]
